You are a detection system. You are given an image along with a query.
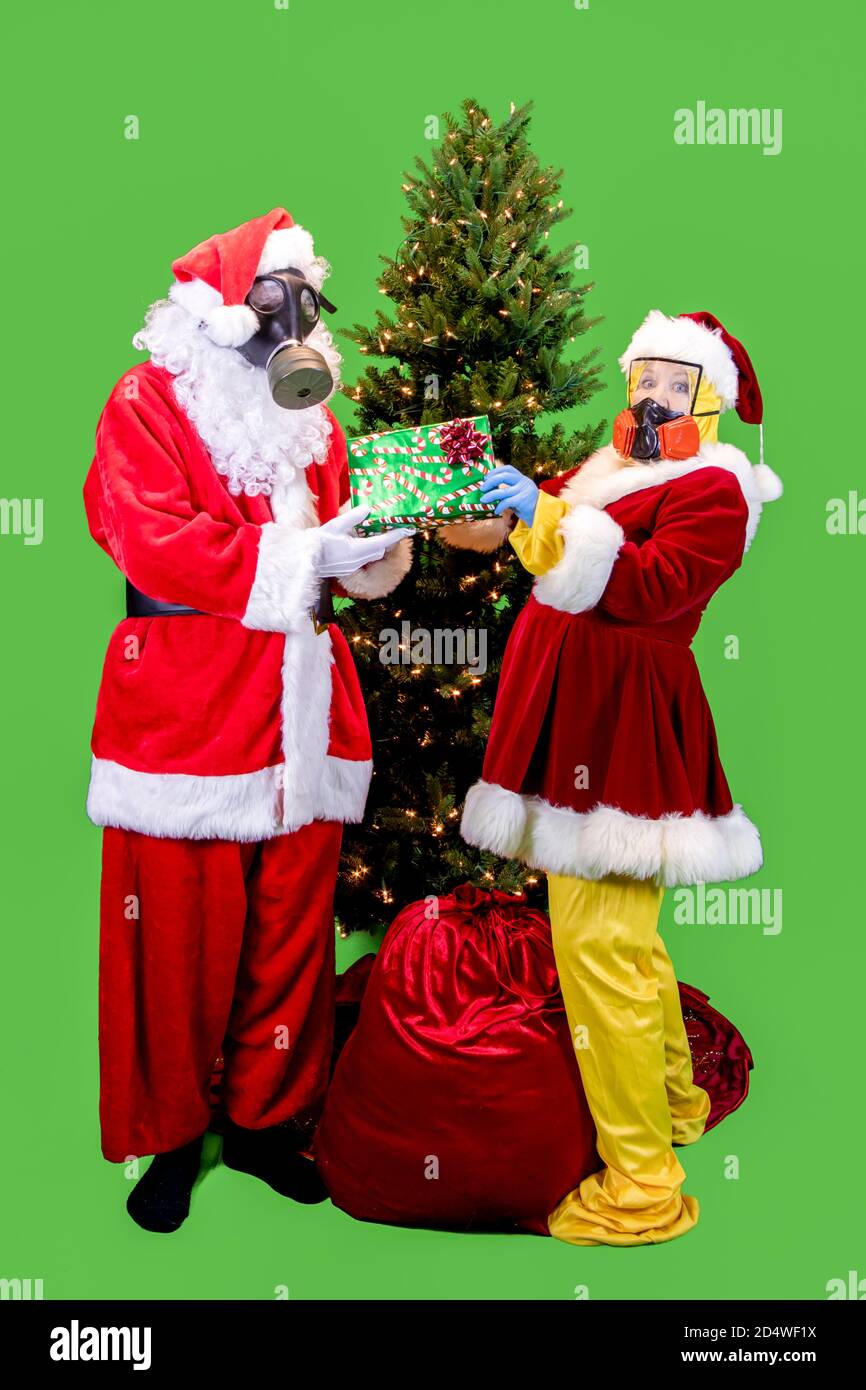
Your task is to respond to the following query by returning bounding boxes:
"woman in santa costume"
[463,309,782,1246]
[84,208,412,1232]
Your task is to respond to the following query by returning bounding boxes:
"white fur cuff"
[532,504,625,614]
[338,536,413,599]
[243,522,323,633]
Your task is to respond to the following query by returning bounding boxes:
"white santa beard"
[136,298,343,498]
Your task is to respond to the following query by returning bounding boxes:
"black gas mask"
[238,266,337,409]
[629,396,685,460]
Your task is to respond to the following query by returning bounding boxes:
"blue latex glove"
[480,463,540,526]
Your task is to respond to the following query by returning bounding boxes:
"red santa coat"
[461,442,779,887]
[84,360,409,841]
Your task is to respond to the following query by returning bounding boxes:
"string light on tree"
[334,97,604,936]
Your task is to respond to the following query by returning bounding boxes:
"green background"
[1,0,862,1301]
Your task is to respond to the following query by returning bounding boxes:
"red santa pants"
[98,819,343,1162]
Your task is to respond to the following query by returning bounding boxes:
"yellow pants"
[547,873,712,1247]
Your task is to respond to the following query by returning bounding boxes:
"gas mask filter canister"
[238,267,338,410]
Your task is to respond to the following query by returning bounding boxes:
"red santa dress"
[460,311,783,887]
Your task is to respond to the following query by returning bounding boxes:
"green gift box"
[348,415,498,535]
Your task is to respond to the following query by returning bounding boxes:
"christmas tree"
[334,97,605,934]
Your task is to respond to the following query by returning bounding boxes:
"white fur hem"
[532,505,625,614]
[242,522,323,633]
[338,536,413,599]
[86,754,371,840]
[460,780,763,886]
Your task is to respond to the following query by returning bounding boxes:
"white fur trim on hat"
[257,225,330,291]
[169,277,222,321]
[169,278,260,347]
[618,309,739,411]
[167,220,330,349]
[203,303,260,348]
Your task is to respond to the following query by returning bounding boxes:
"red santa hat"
[169,207,330,348]
[618,308,763,417]
[618,308,781,497]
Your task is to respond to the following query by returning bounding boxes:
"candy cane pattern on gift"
[400,462,453,485]
[370,494,409,511]
[435,482,479,508]
[351,420,495,529]
[370,443,446,469]
[351,462,393,477]
[398,474,434,509]
[349,429,393,455]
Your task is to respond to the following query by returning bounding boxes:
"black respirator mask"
[628,396,687,461]
[237,266,337,409]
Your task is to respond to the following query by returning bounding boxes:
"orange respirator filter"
[612,409,636,458]
[656,414,701,461]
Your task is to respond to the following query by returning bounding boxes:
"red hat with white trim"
[618,308,782,499]
[169,207,330,348]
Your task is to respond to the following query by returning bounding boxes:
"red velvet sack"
[315,886,599,1232]
[679,982,754,1130]
[314,885,753,1234]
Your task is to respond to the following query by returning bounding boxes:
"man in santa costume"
[84,208,413,1232]
[462,310,782,1246]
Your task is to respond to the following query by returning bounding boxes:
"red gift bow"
[438,418,489,466]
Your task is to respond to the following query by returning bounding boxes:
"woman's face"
[630,359,696,415]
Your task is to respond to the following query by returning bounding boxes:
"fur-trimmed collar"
[559,442,782,552]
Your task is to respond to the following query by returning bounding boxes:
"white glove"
[315,505,414,579]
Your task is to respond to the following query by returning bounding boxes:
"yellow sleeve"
[508,489,569,576]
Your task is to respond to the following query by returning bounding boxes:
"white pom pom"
[752,462,783,502]
[203,303,260,348]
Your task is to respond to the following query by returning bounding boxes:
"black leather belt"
[126,581,203,617]
[125,579,336,625]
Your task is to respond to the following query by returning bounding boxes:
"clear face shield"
[627,358,701,414]
[613,358,704,461]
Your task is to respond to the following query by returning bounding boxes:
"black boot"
[126,1134,205,1233]
[221,1119,327,1203]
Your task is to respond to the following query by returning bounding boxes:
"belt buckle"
[311,577,335,635]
